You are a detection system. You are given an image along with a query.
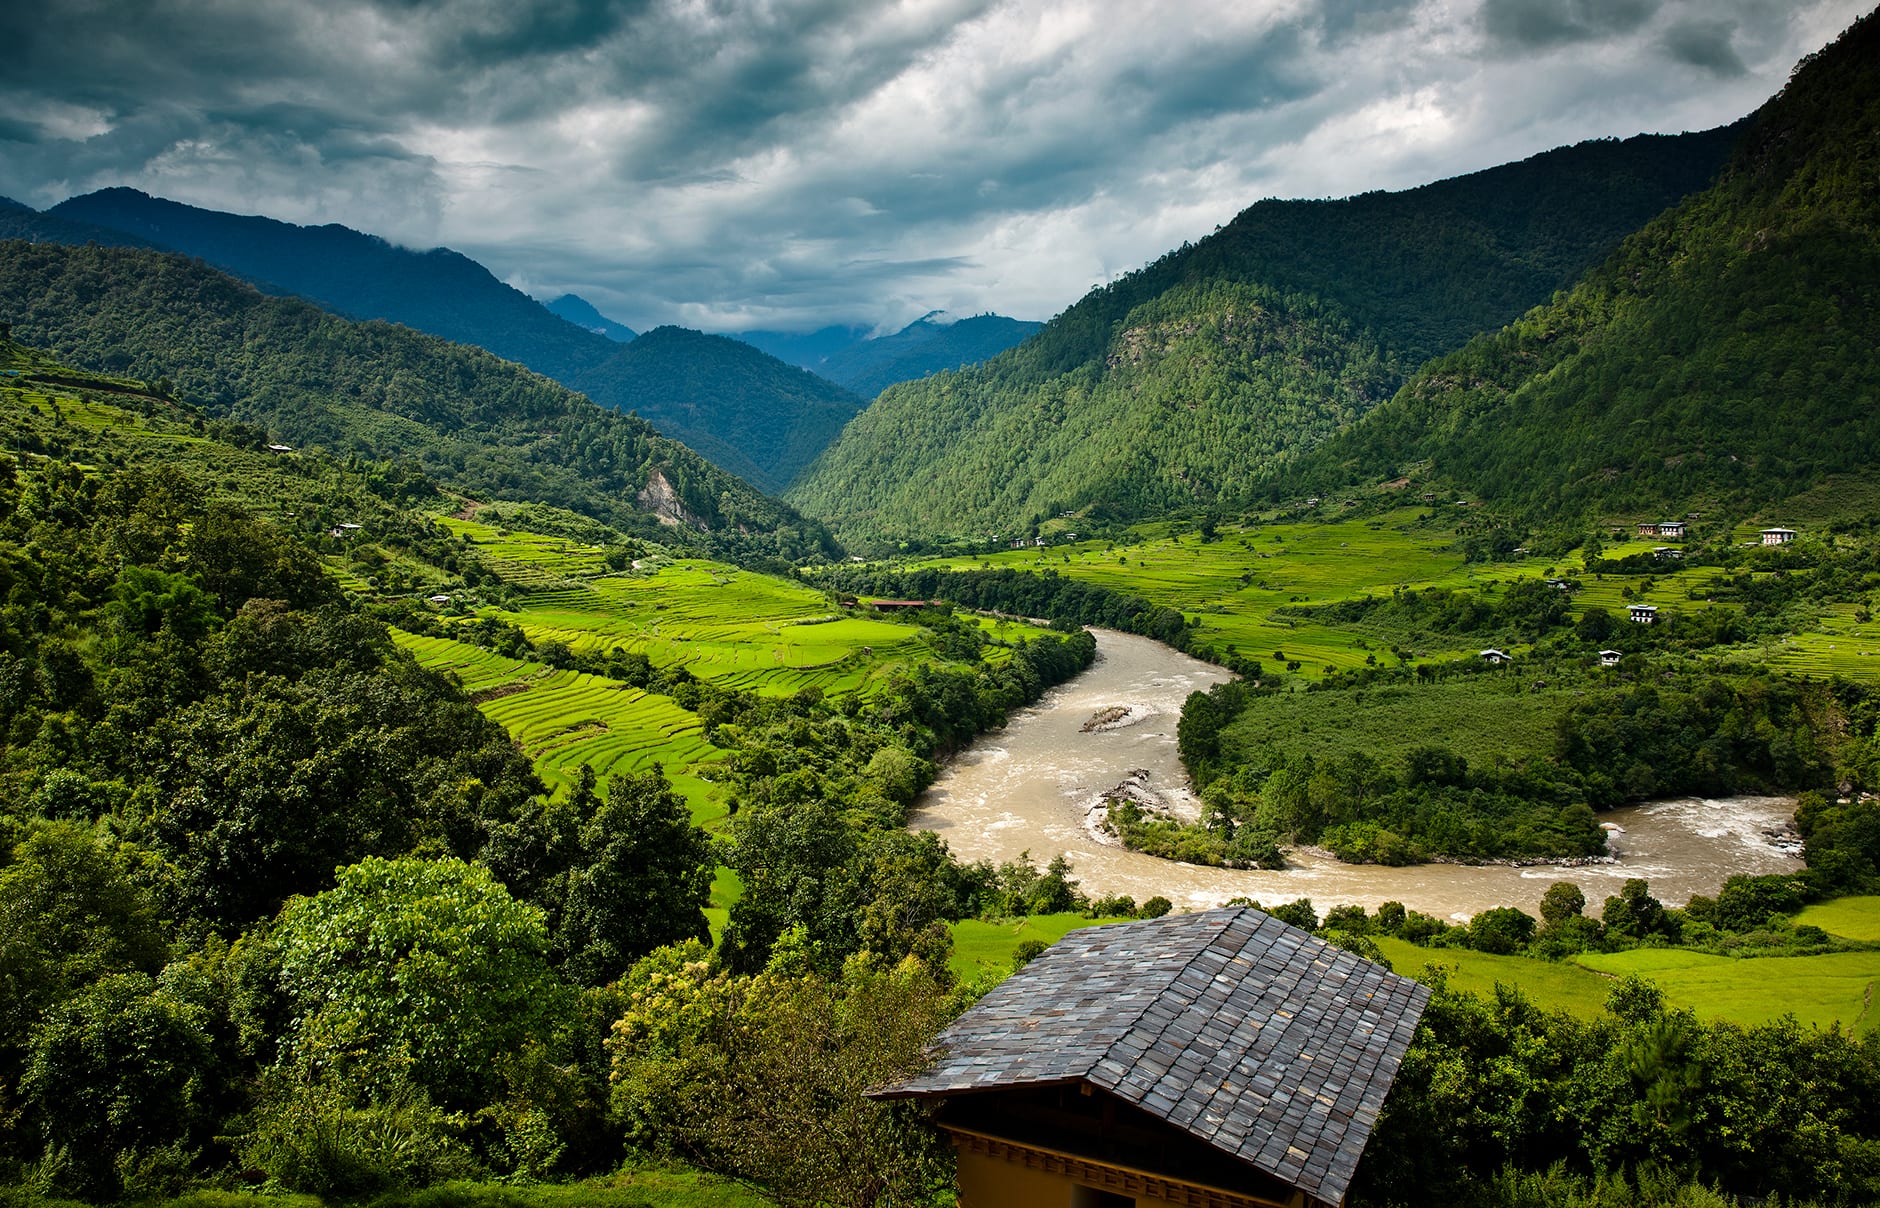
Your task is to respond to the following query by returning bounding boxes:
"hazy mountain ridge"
[817,313,1045,398]
[788,126,1742,542]
[545,293,637,342]
[571,326,869,494]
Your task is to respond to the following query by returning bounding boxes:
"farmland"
[392,630,730,823]
[901,511,1880,687]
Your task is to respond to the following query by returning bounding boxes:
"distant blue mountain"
[545,293,636,342]
[732,325,872,372]
[730,311,1041,398]
[819,312,1044,398]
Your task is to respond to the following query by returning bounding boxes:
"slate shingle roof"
[877,907,1431,1207]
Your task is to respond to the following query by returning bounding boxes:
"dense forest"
[1281,10,1880,531]
[787,126,1740,543]
[0,347,1124,1201]
[0,241,838,563]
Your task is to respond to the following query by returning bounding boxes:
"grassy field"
[133,1160,772,1208]
[1374,937,1618,1016]
[948,914,1132,983]
[1571,948,1880,1035]
[1374,937,1880,1034]
[1794,896,1880,942]
[1218,672,1594,770]
[903,515,1880,687]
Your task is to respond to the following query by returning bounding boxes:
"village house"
[1636,521,1685,539]
[1629,604,1657,624]
[1480,648,1512,665]
[873,908,1431,1208]
[1652,546,1682,561]
[1762,527,1797,546]
[1600,649,1623,667]
[868,599,932,612]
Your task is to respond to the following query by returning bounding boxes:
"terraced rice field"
[456,554,1052,698]
[394,630,729,823]
[438,516,610,585]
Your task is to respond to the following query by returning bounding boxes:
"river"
[911,630,1803,920]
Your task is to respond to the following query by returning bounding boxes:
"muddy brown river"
[912,630,1803,920]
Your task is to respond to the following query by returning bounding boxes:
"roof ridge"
[1088,906,1251,1087]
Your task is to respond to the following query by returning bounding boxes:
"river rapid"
[911,630,1803,920]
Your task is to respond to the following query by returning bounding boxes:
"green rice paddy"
[393,630,731,825]
[440,519,1054,699]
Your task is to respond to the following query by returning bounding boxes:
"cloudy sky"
[0,0,1866,333]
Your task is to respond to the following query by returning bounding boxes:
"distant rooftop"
[875,907,1431,1206]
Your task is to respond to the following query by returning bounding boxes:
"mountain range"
[10,191,1009,492]
[1280,8,1880,534]
[730,312,1043,397]
[785,125,1745,543]
[0,238,837,561]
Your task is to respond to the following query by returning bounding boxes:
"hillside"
[0,239,837,561]
[818,312,1044,398]
[38,190,862,486]
[0,195,158,249]
[51,187,615,384]
[1283,10,1880,532]
[787,126,1741,544]
[545,292,637,342]
[571,326,868,493]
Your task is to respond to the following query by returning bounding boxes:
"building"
[1652,547,1682,561]
[1600,650,1623,667]
[1480,648,1512,665]
[1657,522,1686,539]
[868,599,932,612]
[1761,527,1797,546]
[1629,604,1657,624]
[872,908,1431,1208]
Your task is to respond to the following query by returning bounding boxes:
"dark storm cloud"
[1661,19,1748,75]
[0,0,1868,330]
[1480,0,1660,52]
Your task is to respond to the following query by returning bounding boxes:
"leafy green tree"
[608,937,957,1208]
[265,856,571,1110]
[554,769,714,986]
[0,823,166,1055]
[18,972,215,1198]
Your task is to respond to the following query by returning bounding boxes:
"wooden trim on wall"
[941,1123,1315,1208]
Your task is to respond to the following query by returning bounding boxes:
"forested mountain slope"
[39,189,861,488]
[788,126,1741,543]
[1286,9,1880,530]
[0,240,837,560]
[570,326,868,494]
[0,196,158,249]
